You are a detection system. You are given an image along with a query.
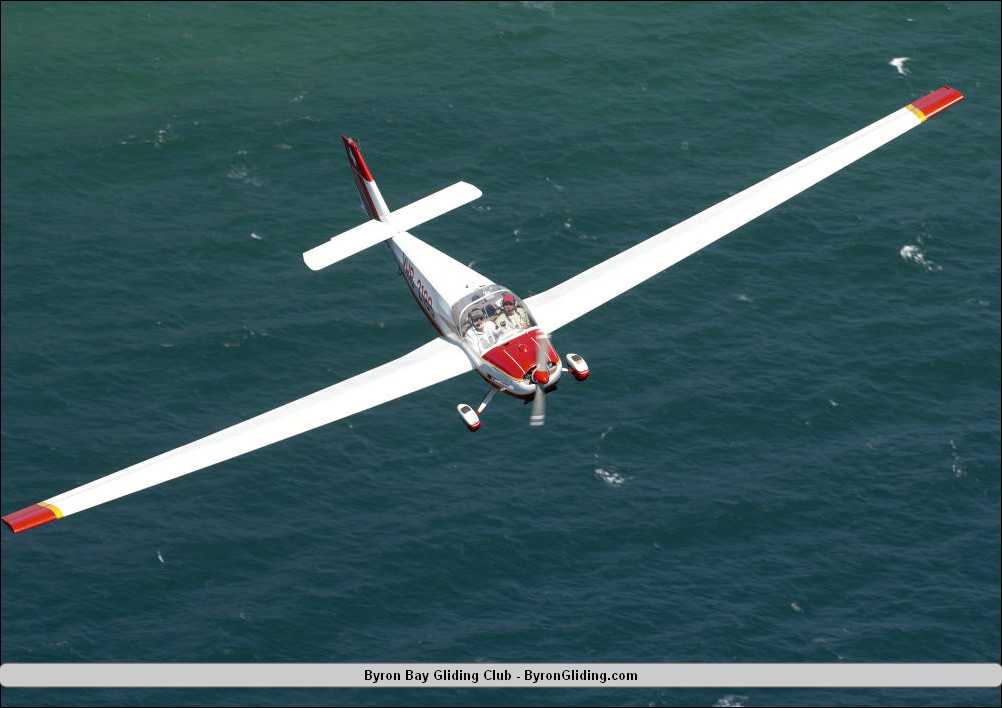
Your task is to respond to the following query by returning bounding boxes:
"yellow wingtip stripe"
[38,501,64,519]
[906,104,927,122]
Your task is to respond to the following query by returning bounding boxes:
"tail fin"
[342,135,390,221]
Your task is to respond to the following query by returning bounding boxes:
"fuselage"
[386,231,561,398]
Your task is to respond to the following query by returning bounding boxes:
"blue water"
[2,2,999,706]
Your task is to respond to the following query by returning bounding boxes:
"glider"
[2,86,965,533]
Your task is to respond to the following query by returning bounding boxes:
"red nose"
[532,369,549,385]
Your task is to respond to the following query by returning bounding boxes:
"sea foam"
[899,244,941,272]
[889,57,911,75]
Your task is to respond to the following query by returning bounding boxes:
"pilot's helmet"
[502,293,516,307]
[470,308,486,326]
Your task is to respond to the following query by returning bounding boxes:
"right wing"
[526,86,964,333]
[3,336,474,533]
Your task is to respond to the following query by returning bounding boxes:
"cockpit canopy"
[451,284,536,340]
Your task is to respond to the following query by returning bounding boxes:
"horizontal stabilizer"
[388,181,482,232]
[303,219,394,271]
[304,181,481,271]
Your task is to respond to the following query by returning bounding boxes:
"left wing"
[3,336,474,533]
[526,86,964,333]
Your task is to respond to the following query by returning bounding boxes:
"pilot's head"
[470,309,486,331]
[502,293,516,314]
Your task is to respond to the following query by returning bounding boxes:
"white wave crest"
[899,244,941,272]
[950,440,967,478]
[889,57,911,75]
[594,467,625,486]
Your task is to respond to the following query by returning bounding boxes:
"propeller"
[529,332,551,427]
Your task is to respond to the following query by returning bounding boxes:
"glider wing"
[526,87,964,333]
[3,336,473,533]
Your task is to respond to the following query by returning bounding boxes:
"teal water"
[2,2,999,706]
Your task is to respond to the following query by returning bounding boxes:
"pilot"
[494,292,530,331]
[464,308,499,353]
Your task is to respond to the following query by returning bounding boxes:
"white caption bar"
[1,663,1000,688]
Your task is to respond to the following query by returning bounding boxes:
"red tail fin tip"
[340,135,388,221]
[341,135,374,182]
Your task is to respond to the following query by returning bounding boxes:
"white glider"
[3,86,964,533]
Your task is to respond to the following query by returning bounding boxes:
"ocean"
[1,2,999,706]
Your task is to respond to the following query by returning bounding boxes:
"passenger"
[494,292,530,331]
[464,308,499,353]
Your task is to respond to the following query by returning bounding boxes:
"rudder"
[342,135,390,221]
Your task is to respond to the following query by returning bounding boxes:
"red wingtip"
[2,504,59,534]
[341,134,374,182]
[910,86,964,120]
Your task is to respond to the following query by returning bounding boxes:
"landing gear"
[564,353,590,381]
[457,388,498,431]
[456,404,480,431]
